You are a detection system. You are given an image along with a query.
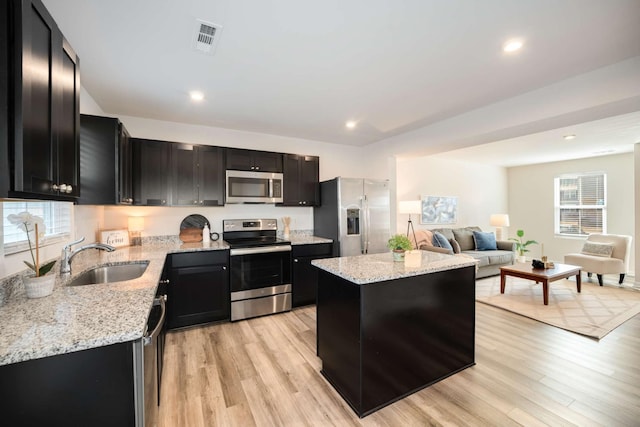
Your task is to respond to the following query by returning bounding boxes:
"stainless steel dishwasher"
[133,295,166,427]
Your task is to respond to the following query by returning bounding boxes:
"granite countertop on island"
[312,251,477,285]
[0,240,229,366]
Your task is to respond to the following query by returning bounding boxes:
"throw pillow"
[581,242,614,257]
[449,239,461,254]
[452,228,476,251]
[473,231,497,251]
[432,232,453,251]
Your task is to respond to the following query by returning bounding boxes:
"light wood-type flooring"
[158,303,640,426]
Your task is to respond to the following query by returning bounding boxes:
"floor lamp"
[490,214,510,241]
[399,200,422,248]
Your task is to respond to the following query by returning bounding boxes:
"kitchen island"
[312,251,477,417]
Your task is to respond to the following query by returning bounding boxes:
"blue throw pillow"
[473,231,497,250]
[432,232,453,251]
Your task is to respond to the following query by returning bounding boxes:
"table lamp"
[489,214,510,241]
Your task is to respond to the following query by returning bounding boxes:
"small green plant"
[509,229,538,256]
[387,234,412,252]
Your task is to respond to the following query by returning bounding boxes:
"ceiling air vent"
[193,20,223,55]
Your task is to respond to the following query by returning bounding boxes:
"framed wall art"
[421,195,458,224]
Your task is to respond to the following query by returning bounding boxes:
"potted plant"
[509,229,538,263]
[8,212,57,298]
[388,234,412,262]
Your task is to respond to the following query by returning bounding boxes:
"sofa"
[412,226,515,279]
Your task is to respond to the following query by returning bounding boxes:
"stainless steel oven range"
[223,219,292,321]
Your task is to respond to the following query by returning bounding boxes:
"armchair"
[564,234,632,286]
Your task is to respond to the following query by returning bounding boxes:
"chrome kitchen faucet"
[60,237,116,275]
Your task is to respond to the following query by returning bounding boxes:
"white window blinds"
[554,172,606,236]
[2,201,73,254]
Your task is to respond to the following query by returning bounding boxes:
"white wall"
[507,153,635,276]
[395,156,508,235]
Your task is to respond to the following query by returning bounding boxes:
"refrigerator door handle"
[363,195,369,254]
[360,196,366,254]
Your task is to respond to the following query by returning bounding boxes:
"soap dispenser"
[202,223,211,243]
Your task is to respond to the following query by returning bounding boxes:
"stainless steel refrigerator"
[313,177,391,257]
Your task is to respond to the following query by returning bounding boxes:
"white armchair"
[564,234,632,286]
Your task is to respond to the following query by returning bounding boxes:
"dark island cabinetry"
[282,154,319,206]
[166,250,230,329]
[1,0,80,200]
[292,243,332,307]
[316,264,476,417]
[171,143,225,206]
[132,138,172,206]
[79,114,132,205]
[226,147,283,172]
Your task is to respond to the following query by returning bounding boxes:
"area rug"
[475,276,640,339]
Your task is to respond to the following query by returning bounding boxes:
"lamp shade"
[398,200,421,215]
[489,214,510,227]
[128,216,145,232]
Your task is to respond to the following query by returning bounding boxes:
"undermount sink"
[68,261,150,286]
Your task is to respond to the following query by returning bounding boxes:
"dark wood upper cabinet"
[1,0,80,200]
[78,115,132,205]
[171,144,224,206]
[281,154,319,206]
[132,138,171,206]
[226,148,283,172]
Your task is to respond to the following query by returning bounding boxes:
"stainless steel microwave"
[225,170,284,203]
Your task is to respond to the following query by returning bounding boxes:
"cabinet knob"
[222,266,227,270]
[162,200,166,204]
[65,185,73,194]
[52,184,59,191]
[255,166,260,170]
[159,279,170,285]
[194,200,198,204]
[294,259,299,263]
[200,200,204,205]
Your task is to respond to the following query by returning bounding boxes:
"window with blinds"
[2,201,73,254]
[554,172,606,236]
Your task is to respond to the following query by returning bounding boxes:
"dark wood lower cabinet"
[292,243,333,307]
[0,341,137,426]
[166,250,230,329]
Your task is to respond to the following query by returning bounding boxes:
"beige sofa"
[564,233,632,286]
[413,226,515,279]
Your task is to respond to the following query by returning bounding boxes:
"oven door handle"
[230,245,292,256]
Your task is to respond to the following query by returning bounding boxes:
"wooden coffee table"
[500,263,582,305]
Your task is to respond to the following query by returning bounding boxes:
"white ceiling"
[43,0,640,164]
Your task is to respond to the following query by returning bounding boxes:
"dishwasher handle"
[143,296,166,346]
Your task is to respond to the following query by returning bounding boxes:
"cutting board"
[179,227,203,243]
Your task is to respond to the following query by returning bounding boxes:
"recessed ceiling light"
[503,39,523,53]
[563,134,577,140]
[345,120,357,129]
[190,91,205,102]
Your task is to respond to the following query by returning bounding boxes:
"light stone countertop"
[312,251,478,285]
[0,240,228,366]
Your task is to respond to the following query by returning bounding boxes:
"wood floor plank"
[159,302,640,426]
